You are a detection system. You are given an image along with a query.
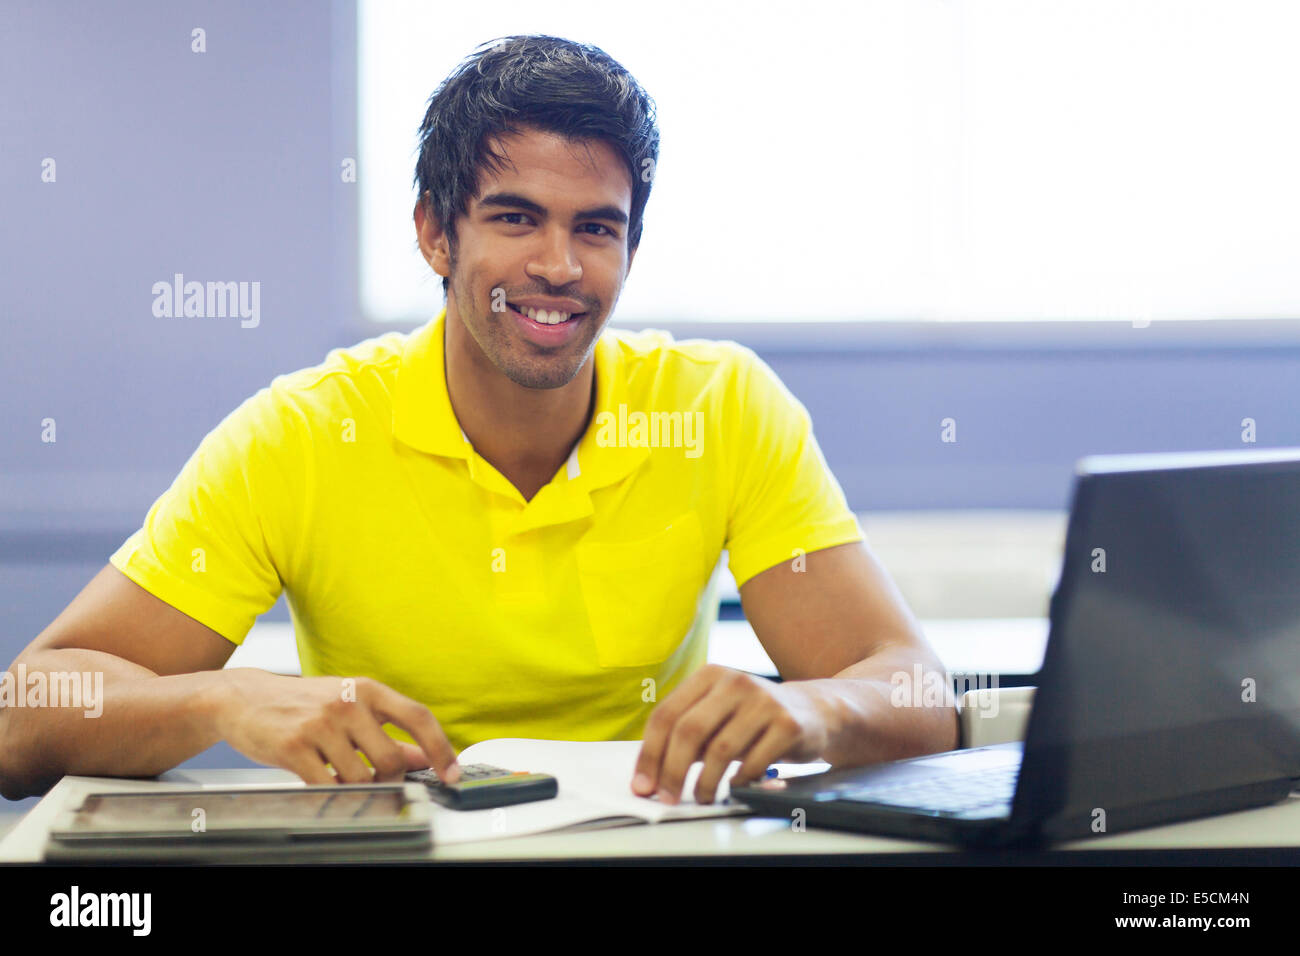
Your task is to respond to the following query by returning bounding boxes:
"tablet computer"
[45,783,434,861]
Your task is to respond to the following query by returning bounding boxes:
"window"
[359,0,1300,326]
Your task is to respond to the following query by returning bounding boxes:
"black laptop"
[732,449,1300,847]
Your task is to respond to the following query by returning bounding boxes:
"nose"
[525,225,583,287]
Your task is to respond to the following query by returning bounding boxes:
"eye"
[494,213,532,226]
[581,223,616,238]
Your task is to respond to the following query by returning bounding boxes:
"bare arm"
[634,541,959,804]
[739,540,959,765]
[0,564,459,799]
[0,564,236,798]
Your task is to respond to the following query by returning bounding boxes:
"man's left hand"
[630,664,836,805]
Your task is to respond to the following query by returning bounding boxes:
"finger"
[397,741,433,771]
[364,682,460,783]
[316,728,374,784]
[278,741,337,786]
[656,685,744,805]
[345,718,409,782]
[632,669,719,796]
[692,702,769,804]
[733,719,802,786]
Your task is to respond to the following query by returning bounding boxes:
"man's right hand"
[214,668,460,785]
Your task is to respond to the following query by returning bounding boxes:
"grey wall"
[1,0,361,809]
[772,344,1300,510]
[3,0,1298,810]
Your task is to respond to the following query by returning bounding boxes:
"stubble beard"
[455,277,599,391]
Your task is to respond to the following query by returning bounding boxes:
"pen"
[724,766,781,805]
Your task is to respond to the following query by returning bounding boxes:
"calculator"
[405,764,558,810]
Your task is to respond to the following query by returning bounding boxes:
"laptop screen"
[1015,450,1300,838]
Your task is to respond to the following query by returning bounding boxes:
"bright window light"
[359,0,1300,324]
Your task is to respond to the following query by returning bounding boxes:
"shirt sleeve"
[723,346,864,589]
[108,382,303,644]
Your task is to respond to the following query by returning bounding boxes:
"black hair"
[413,34,660,295]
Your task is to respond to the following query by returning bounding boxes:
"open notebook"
[430,738,829,845]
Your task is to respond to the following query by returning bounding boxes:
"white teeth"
[520,305,572,324]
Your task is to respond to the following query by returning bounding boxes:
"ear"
[414,194,453,281]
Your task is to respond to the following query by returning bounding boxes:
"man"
[0,35,955,807]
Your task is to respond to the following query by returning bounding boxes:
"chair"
[958,686,1036,748]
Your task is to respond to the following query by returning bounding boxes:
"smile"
[506,301,589,345]
[507,302,585,325]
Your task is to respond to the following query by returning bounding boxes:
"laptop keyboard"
[837,764,1019,817]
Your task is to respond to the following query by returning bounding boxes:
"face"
[416,126,637,390]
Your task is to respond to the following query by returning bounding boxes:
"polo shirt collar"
[392,308,651,518]
[391,308,472,460]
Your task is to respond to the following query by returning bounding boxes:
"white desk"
[4,767,1298,864]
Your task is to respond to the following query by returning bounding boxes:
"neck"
[443,308,595,495]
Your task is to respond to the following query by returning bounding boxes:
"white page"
[428,789,644,845]
[430,739,834,844]
[459,739,750,825]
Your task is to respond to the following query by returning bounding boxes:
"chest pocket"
[576,511,706,669]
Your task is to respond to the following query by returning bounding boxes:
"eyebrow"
[477,191,628,227]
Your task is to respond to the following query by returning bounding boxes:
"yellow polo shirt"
[109,308,863,751]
